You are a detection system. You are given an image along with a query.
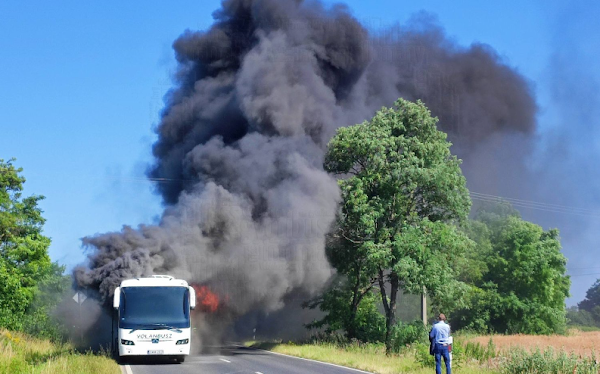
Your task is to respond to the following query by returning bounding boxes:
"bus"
[112,275,196,363]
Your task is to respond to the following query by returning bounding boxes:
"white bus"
[112,275,196,363]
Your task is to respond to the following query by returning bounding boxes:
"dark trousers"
[434,343,451,374]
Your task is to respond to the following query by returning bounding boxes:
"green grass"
[250,340,500,374]
[250,334,600,374]
[0,329,119,374]
[502,347,600,374]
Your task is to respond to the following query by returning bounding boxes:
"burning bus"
[112,275,196,363]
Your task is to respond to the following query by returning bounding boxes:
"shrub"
[390,320,429,352]
[413,342,432,366]
[462,338,497,362]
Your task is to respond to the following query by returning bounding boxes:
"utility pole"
[421,286,427,325]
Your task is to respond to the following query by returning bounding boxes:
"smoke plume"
[74,0,538,340]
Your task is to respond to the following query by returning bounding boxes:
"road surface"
[120,345,372,374]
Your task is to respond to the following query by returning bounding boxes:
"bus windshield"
[119,286,190,329]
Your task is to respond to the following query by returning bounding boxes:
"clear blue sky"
[2,0,599,303]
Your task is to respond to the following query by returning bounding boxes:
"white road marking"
[256,372,264,374]
[256,349,373,373]
[123,364,133,374]
[219,358,232,363]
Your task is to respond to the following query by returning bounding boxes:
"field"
[0,329,119,374]
[465,330,600,358]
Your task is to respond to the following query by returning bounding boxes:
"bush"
[308,331,348,345]
[462,338,497,362]
[413,342,432,366]
[390,320,429,352]
[305,287,385,343]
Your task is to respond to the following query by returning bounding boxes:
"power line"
[469,192,600,219]
[569,273,600,277]
[470,191,596,213]
[20,170,600,217]
[104,176,196,184]
[102,177,600,218]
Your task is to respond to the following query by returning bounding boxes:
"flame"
[192,284,220,313]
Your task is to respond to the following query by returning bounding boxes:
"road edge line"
[120,364,133,374]
[252,347,373,373]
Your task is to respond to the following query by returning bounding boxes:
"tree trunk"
[347,263,366,340]
[347,277,360,339]
[347,301,359,340]
[378,268,399,354]
[385,272,399,354]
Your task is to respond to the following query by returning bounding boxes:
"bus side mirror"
[113,287,120,309]
[189,286,196,310]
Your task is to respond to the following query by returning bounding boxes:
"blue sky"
[1,0,599,303]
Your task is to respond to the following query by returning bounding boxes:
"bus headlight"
[121,339,135,346]
[176,339,189,345]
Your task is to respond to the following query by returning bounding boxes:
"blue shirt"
[429,321,451,344]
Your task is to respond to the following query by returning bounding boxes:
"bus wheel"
[176,355,185,363]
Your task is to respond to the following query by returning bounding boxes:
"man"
[429,313,451,374]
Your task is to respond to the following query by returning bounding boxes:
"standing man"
[429,313,451,374]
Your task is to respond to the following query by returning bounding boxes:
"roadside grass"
[250,330,600,374]
[250,340,500,374]
[0,329,119,374]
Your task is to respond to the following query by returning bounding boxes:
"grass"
[250,330,600,374]
[0,329,119,374]
[250,340,500,374]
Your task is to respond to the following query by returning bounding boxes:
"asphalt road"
[121,345,372,374]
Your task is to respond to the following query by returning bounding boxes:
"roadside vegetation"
[0,329,118,374]
[0,159,117,372]
[252,339,499,374]
[288,99,592,373]
[307,99,571,344]
[252,329,600,374]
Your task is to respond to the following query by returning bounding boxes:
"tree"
[22,261,71,340]
[305,275,385,343]
[0,159,56,331]
[453,202,570,334]
[579,279,600,313]
[324,99,472,352]
[566,279,600,328]
[566,306,597,328]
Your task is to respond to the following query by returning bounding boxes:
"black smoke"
[73,0,538,342]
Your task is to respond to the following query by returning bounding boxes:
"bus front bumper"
[119,342,191,356]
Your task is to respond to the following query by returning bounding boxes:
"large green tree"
[324,99,472,352]
[0,159,57,331]
[453,202,570,334]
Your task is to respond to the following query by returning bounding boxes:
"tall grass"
[253,339,501,374]
[428,334,600,374]
[502,348,600,374]
[463,330,600,358]
[0,329,118,374]
[255,335,600,374]
[412,338,500,371]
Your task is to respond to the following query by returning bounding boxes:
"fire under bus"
[112,275,196,363]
